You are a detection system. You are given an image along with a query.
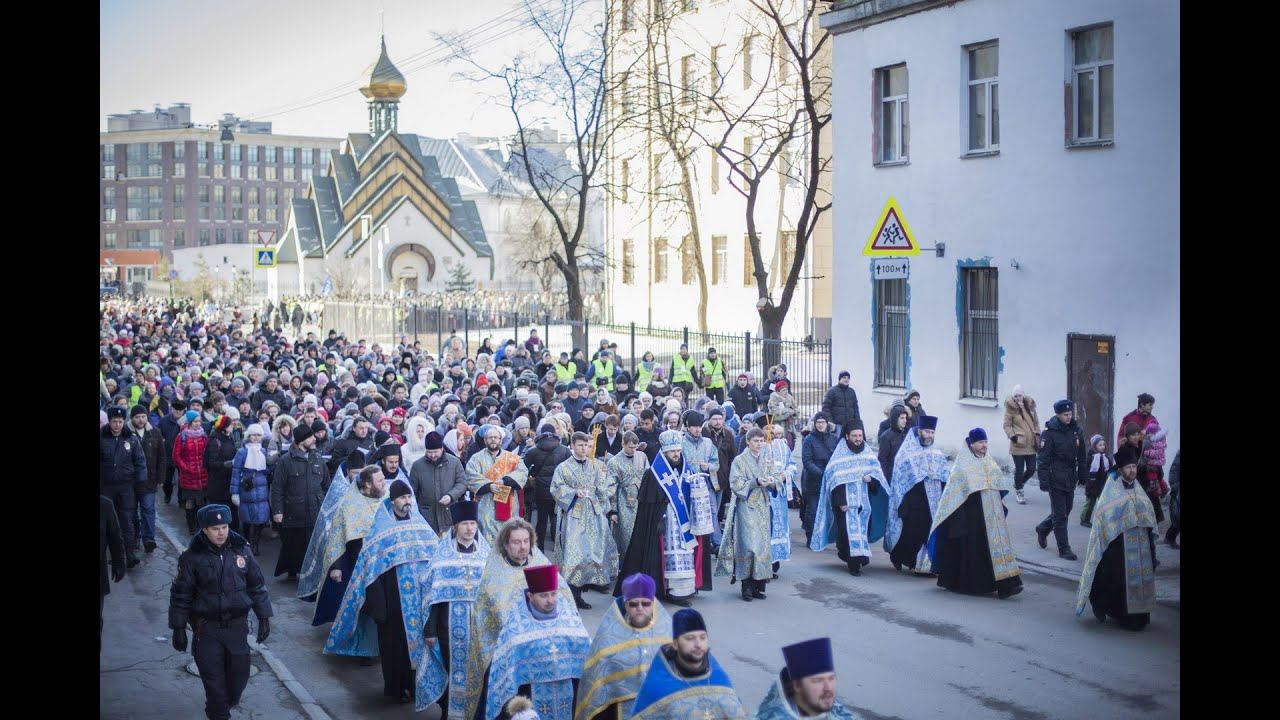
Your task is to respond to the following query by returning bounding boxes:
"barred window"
[874,278,909,388]
[960,267,999,399]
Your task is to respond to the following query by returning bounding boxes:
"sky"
[100,0,556,139]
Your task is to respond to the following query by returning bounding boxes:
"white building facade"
[822,0,1179,457]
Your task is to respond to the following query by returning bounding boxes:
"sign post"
[253,231,276,302]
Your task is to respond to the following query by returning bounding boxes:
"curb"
[1015,555,1180,610]
[156,516,333,720]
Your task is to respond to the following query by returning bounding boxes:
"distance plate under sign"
[873,258,909,280]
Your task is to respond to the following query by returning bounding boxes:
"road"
[108,491,1179,719]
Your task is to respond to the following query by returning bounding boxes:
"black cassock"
[933,492,1023,595]
[830,479,880,568]
[613,457,685,596]
[890,482,936,570]
[363,563,414,699]
[310,538,362,624]
[1088,535,1151,630]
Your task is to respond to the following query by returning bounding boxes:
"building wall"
[171,245,269,296]
[826,0,1180,457]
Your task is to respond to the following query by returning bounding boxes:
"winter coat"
[1036,416,1088,492]
[877,406,909,483]
[767,391,799,432]
[728,384,763,416]
[821,385,861,430]
[1001,395,1041,456]
[522,432,571,504]
[802,428,840,490]
[231,447,271,525]
[1085,450,1114,499]
[269,446,328,528]
[100,425,147,490]
[251,386,290,414]
[172,429,209,492]
[1168,450,1181,525]
[1117,409,1156,448]
[168,530,273,628]
[136,423,168,493]
[100,495,125,597]
[407,453,468,533]
[1141,420,1168,469]
[204,430,239,504]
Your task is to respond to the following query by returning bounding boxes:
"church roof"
[359,36,406,101]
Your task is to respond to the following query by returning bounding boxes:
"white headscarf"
[243,423,268,471]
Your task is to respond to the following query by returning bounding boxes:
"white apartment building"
[822,0,1180,456]
[604,0,833,339]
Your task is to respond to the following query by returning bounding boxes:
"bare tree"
[505,200,562,293]
[695,0,833,355]
[440,0,638,348]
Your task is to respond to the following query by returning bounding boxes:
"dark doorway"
[1067,334,1115,445]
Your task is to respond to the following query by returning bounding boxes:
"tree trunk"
[675,153,710,336]
[759,307,785,370]
[563,262,586,349]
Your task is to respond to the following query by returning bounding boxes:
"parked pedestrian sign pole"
[863,197,920,256]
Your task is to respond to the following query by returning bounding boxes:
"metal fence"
[319,301,832,418]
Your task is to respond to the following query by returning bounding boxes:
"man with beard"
[703,407,738,537]
[552,432,620,609]
[630,609,744,719]
[574,573,672,720]
[1035,400,1088,561]
[606,432,649,558]
[634,410,663,464]
[764,422,799,576]
[326,480,438,703]
[927,429,1023,599]
[373,441,409,487]
[755,638,862,720]
[1075,445,1157,631]
[613,431,697,608]
[717,428,777,602]
[679,411,719,592]
[887,416,949,575]
[524,422,572,551]
[408,430,468,534]
[809,422,886,576]
[465,519,575,719]
[466,424,530,543]
[327,416,375,475]
[801,413,839,547]
[270,423,329,579]
[306,465,386,638]
[418,499,491,717]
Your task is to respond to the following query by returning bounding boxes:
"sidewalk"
[100,512,308,720]
[1003,484,1181,608]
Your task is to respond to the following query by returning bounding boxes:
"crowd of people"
[98,296,1179,720]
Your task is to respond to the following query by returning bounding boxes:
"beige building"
[603,0,832,339]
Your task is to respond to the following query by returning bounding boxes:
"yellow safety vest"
[591,359,615,391]
[671,355,697,384]
[701,358,725,389]
[635,364,654,393]
[554,362,577,382]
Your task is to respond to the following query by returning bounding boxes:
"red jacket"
[172,431,209,491]
[1116,410,1156,448]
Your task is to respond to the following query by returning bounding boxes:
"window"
[103,187,115,206]
[101,143,115,161]
[620,72,635,118]
[173,184,183,203]
[103,232,116,249]
[200,206,210,220]
[247,165,258,180]
[233,229,245,244]
[173,203,184,221]
[710,44,726,88]
[198,142,209,160]
[231,164,242,179]
[214,164,225,179]
[966,42,999,151]
[248,207,260,222]
[742,34,758,89]
[681,235,697,285]
[216,229,227,245]
[302,167,313,181]
[777,25,798,83]
[284,167,295,181]
[199,229,210,246]
[173,229,186,247]
[265,207,277,222]
[173,162,185,178]
[214,186,225,204]
[265,166,277,180]
[741,136,755,174]
[215,206,226,221]
[743,235,754,286]
[232,206,243,221]
[315,149,326,167]
[681,55,697,105]
[877,64,909,163]
[874,277,909,388]
[622,239,635,284]
[653,238,669,283]
[620,158,629,202]
[265,146,277,162]
[127,164,143,178]
[147,142,162,160]
[103,207,116,222]
[283,147,295,164]
[247,188,259,205]
[778,231,795,275]
[103,164,116,179]
[173,142,185,160]
[1071,24,1114,143]
[621,0,636,30]
[710,150,720,194]
[230,186,242,205]
[712,235,727,284]
[127,267,153,284]
[248,145,258,163]
[230,144,242,162]
[147,163,162,177]
[960,267,999,399]
[301,148,313,165]
[214,143,224,161]
[265,187,277,206]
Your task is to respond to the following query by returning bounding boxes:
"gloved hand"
[172,627,188,652]
[112,565,126,583]
[256,617,270,644]
[231,494,241,507]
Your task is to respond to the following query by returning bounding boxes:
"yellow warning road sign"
[862,197,920,257]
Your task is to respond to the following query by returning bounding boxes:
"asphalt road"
[145,495,1179,720]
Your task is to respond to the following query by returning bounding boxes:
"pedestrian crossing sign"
[255,249,276,268]
[863,197,920,256]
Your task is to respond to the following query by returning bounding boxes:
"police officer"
[169,504,273,720]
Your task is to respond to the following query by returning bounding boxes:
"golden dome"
[360,36,407,101]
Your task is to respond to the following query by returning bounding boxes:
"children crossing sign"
[862,197,920,257]
[254,249,276,268]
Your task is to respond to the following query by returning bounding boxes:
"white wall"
[172,245,269,296]
[828,0,1179,458]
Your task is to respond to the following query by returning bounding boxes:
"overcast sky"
[100,0,548,139]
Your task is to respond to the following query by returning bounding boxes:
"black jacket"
[100,425,147,490]
[821,385,862,429]
[168,530,273,628]
[877,406,909,484]
[1036,416,1088,492]
[136,423,168,492]
[100,495,125,597]
[802,429,839,489]
[250,386,290,413]
[595,429,624,458]
[204,430,239,504]
[634,426,663,463]
[523,432,570,503]
[326,434,375,475]
[728,384,763,416]
[269,447,329,528]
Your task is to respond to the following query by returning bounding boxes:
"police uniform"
[169,504,273,720]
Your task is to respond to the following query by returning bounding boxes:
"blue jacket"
[231,447,271,525]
